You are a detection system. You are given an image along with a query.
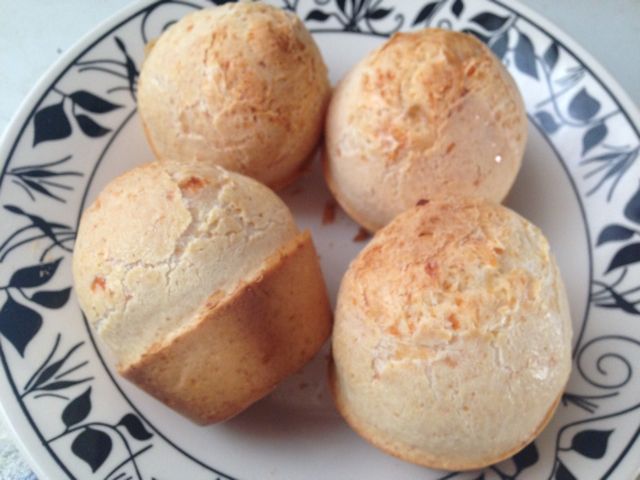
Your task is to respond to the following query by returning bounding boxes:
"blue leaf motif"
[413,2,438,26]
[514,31,538,79]
[118,413,153,441]
[490,31,509,60]
[71,427,112,473]
[27,340,83,392]
[623,183,640,224]
[30,288,71,309]
[451,0,463,18]
[305,9,331,21]
[534,111,559,134]
[69,91,121,114]
[512,442,539,472]
[0,296,42,357]
[543,42,559,70]
[3,205,24,215]
[74,114,110,137]
[62,387,92,428]
[568,88,601,121]
[3,207,70,247]
[9,258,62,289]
[18,170,71,178]
[606,242,640,273]
[570,429,612,459]
[32,359,68,390]
[114,37,139,100]
[470,12,509,31]
[21,179,63,202]
[366,8,392,20]
[41,379,91,391]
[582,123,607,155]
[555,461,577,480]
[597,225,635,245]
[597,290,640,315]
[33,103,72,146]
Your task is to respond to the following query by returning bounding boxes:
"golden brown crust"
[324,29,527,231]
[329,198,572,469]
[137,3,330,190]
[123,232,332,424]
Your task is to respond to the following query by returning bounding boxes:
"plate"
[1,1,639,479]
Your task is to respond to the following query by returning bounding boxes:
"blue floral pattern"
[0,0,638,478]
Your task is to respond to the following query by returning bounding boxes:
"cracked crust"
[329,198,572,469]
[324,29,527,231]
[137,3,330,189]
[125,231,331,424]
[73,161,298,367]
[73,161,331,423]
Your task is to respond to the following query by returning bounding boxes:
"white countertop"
[0,0,638,478]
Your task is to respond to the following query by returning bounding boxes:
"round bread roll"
[137,3,330,189]
[73,162,332,424]
[324,29,527,231]
[330,198,572,470]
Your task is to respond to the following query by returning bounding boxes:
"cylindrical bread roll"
[137,3,331,189]
[73,162,332,424]
[325,29,527,231]
[330,198,572,470]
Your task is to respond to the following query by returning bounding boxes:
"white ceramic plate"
[1,1,639,479]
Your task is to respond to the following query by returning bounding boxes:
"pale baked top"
[73,161,298,367]
[325,29,527,231]
[332,197,572,468]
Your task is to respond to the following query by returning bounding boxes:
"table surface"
[0,0,639,478]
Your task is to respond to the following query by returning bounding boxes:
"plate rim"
[0,0,638,479]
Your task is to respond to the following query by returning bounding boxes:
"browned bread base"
[124,231,332,424]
